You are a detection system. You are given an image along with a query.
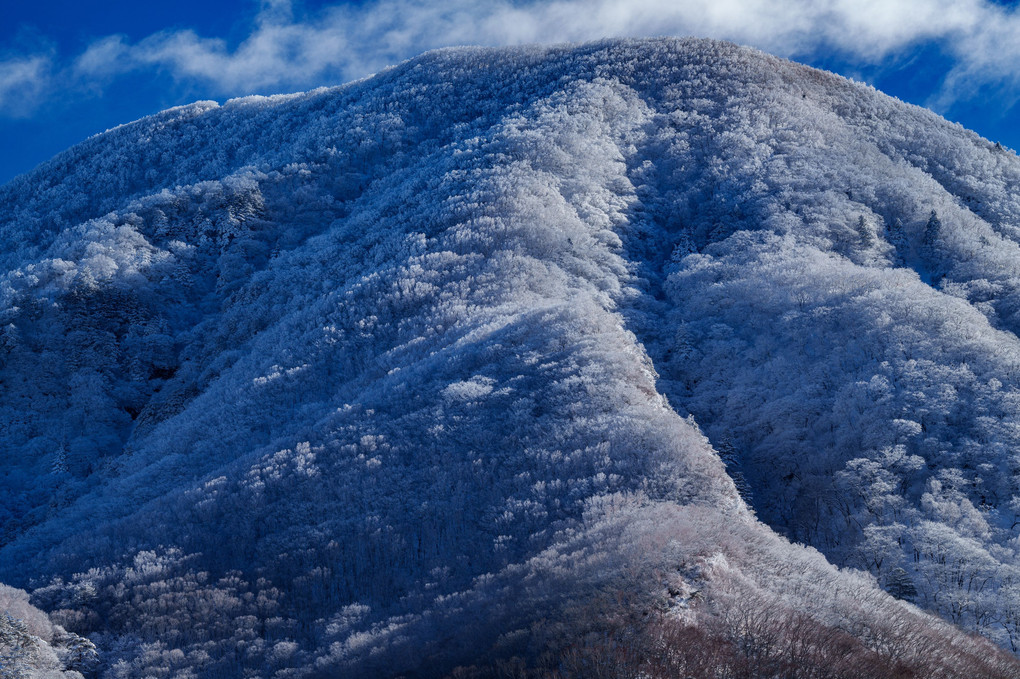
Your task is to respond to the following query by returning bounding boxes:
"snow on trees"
[1,36,1020,676]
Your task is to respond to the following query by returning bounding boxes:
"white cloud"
[0,54,51,117]
[931,9,1020,113]
[74,36,132,78]
[25,0,1020,111]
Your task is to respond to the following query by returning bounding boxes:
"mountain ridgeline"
[2,38,1020,677]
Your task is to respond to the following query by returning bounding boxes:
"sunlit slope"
[1,38,1019,676]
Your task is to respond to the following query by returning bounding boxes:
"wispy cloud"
[14,0,1020,113]
[930,7,1020,114]
[0,54,52,117]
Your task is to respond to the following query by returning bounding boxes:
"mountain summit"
[2,38,1020,677]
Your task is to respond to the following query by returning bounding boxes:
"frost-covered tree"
[0,37,1019,677]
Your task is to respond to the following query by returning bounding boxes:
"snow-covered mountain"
[2,37,1020,677]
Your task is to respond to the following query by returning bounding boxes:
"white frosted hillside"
[0,584,96,677]
[0,38,1019,677]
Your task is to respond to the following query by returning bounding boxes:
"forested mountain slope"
[1,38,1020,677]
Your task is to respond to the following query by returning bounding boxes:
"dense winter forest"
[3,37,1020,677]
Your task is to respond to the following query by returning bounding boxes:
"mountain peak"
[2,37,1020,677]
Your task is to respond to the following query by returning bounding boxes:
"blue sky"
[1,0,1018,185]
